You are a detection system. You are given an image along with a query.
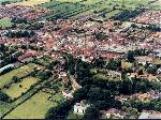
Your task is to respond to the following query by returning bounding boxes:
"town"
[0,0,161,119]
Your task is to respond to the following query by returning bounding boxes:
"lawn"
[4,91,63,119]
[2,77,40,100]
[0,17,13,29]
[0,63,39,89]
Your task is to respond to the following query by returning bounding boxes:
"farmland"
[15,0,50,6]
[0,63,39,89]
[0,0,22,4]
[41,0,158,20]
[0,0,161,119]
[4,91,64,119]
[2,77,40,100]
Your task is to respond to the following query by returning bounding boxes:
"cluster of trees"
[0,46,21,68]
[0,91,10,102]
[45,100,74,120]
[133,49,150,56]
[1,1,11,5]
[46,53,161,119]
[11,18,28,24]
[94,32,108,41]
[124,99,161,112]
[36,70,53,80]
[146,24,161,32]
[27,22,44,30]
[5,30,35,38]
[113,8,144,21]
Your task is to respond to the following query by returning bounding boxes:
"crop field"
[0,17,13,29]
[0,0,22,4]
[41,0,157,20]
[4,91,63,119]
[2,77,40,100]
[15,0,50,6]
[0,63,39,89]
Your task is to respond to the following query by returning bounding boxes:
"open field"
[4,91,63,119]
[41,0,156,20]
[2,77,40,100]
[0,63,39,89]
[0,17,12,29]
[15,0,50,6]
[0,0,20,3]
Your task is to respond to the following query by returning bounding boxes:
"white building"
[139,110,161,119]
[73,102,90,115]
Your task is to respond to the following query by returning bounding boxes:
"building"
[101,108,125,119]
[73,101,90,115]
[139,110,161,119]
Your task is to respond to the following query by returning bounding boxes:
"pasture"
[2,77,40,100]
[15,0,50,6]
[4,91,63,119]
[41,0,153,20]
[0,63,39,89]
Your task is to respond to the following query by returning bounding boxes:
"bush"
[0,91,10,102]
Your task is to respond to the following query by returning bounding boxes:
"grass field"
[0,17,13,29]
[0,0,22,4]
[41,0,156,20]
[0,63,39,89]
[2,77,40,100]
[4,91,63,119]
[15,0,50,6]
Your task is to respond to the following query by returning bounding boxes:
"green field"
[4,91,63,119]
[41,0,158,20]
[0,0,22,4]
[0,63,39,89]
[15,0,50,6]
[2,77,40,100]
[0,18,13,29]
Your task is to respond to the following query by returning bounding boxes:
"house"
[73,101,90,115]
[153,49,161,58]
[135,56,153,65]
[157,66,161,74]
[101,108,125,119]
[62,90,73,100]
[18,50,37,63]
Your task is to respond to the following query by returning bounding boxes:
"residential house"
[73,101,90,115]
[139,110,161,119]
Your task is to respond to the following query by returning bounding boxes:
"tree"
[12,76,21,83]
[45,100,73,120]
[106,59,121,70]
[83,106,99,120]
[127,51,135,62]
[146,64,157,74]
[94,32,108,41]
[0,91,10,102]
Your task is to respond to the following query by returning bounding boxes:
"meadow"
[15,0,50,6]
[4,91,63,119]
[0,63,39,89]
[41,0,154,20]
[2,77,40,100]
